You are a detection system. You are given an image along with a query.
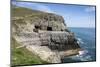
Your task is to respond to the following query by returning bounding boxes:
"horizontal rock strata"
[11,6,81,63]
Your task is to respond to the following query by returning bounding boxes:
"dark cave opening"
[35,25,39,29]
[47,27,52,31]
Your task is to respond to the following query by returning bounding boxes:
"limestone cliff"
[11,6,81,63]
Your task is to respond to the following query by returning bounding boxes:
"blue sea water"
[62,27,96,63]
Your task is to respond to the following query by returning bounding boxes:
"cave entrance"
[33,25,40,32]
[35,25,39,29]
[47,27,52,31]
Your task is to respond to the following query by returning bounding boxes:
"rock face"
[11,7,81,63]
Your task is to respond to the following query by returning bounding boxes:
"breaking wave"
[69,37,92,62]
[63,50,93,62]
[76,50,92,61]
[62,37,93,62]
[75,38,92,61]
[77,38,84,44]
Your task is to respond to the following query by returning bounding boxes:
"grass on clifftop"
[12,6,44,17]
[11,38,48,66]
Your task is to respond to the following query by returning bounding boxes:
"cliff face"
[11,7,80,63]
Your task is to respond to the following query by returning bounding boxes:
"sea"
[62,27,96,63]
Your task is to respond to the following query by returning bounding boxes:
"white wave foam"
[77,38,84,44]
[79,50,88,56]
[64,37,93,62]
[74,50,92,61]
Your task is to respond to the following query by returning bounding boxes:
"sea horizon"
[68,27,96,29]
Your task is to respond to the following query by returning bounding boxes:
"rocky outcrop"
[11,7,81,63]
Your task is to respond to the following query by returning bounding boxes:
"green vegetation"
[11,38,48,66]
[11,6,61,67]
[12,6,59,18]
[12,6,44,17]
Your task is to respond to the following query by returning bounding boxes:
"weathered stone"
[12,7,81,63]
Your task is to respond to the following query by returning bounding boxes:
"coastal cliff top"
[11,6,67,31]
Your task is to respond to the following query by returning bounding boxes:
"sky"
[12,1,96,28]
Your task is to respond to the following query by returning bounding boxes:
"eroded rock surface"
[11,7,81,63]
